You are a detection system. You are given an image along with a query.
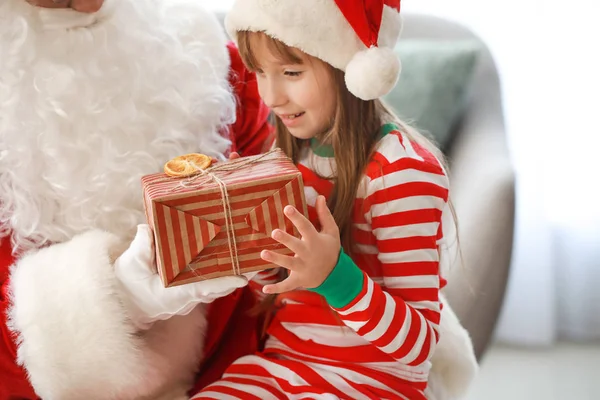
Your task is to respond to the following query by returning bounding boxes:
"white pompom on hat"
[225,0,403,101]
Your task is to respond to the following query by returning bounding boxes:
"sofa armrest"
[444,126,515,361]
[442,42,515,360]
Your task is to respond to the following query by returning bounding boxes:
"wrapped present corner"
[141,149,307,287]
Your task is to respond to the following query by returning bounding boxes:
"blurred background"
[202,1,600,398]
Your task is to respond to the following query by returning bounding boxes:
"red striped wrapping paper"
[141,149,307,287]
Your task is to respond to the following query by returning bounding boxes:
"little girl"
[195,1,459,399]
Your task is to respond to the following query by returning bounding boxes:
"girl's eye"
[255,69,265,76]
[284,71,302,77]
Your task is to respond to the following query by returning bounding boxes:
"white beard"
[0,0,235,253]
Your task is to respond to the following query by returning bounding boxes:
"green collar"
[309,123,398,158]
[309,137,335,157]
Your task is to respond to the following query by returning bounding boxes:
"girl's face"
[252,36,337,140]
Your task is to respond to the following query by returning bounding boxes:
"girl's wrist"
[309,248,364,308]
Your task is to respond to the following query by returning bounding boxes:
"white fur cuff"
[429,295,479,399]
[8,230,156,399]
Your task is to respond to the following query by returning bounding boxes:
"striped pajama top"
[194,123,450,400]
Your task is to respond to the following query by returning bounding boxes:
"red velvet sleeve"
[226,42,274,157]
[0,239,38,400]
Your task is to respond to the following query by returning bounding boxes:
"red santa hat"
[225,0,403,101]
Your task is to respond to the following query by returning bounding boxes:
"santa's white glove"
[114,224,248,330]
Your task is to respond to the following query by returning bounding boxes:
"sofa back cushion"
[384,40,481,151]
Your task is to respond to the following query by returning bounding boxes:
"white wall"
[399,0,556,345]
[402,0,600,344]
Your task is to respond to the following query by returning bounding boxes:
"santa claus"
[0,0,478,399]
[0,0,272,398]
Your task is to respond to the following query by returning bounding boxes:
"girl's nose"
[258,76,287,110]
[263,83,287,109]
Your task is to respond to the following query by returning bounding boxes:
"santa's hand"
[114,225,248,329]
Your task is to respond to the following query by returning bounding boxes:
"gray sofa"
[216,11,515,361]
[400,14,515,360]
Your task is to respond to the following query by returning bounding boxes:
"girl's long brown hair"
[239,31,384,252]
[237,32,461,335]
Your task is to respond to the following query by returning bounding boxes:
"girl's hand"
[210,152,240,166]
[261,195,341,294]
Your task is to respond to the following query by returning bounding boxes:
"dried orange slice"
[164,153,212,177]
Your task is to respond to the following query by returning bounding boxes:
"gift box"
[141,149,307,287]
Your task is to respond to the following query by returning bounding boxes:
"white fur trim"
[7,230,207,399]
[345,46,401,100]
[9,230,146,398]
[428,295,479,399]
[378,7,404,49]
[226,0,361,70]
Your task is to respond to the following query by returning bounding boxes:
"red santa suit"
[0,0,270,398]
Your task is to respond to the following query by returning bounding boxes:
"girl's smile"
[278,112,306,127]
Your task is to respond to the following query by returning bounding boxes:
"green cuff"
[309,248,364,309]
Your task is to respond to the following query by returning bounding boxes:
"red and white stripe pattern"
[248,268,282,302]
[192,126,449,399]
[141,150,307,287]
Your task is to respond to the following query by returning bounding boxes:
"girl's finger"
[263,275,300,294]
[283,205,315,238]
[271,229,305,255]
[229,152,241,160]
[315,195,338,236]
[261,250,299,271]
